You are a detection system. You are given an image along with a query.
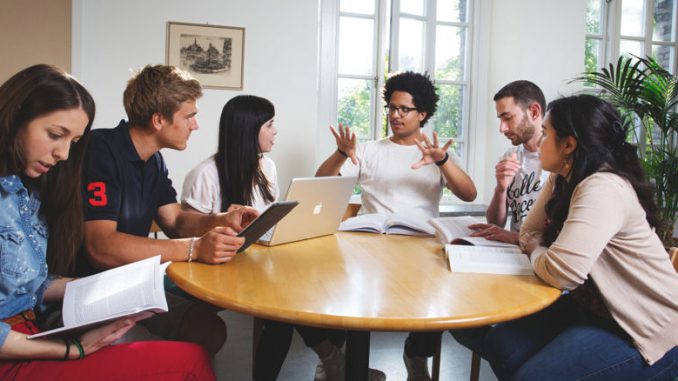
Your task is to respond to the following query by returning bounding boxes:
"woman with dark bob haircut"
[455,94,678,380]
[0,64,215,380]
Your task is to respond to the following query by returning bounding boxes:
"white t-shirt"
[340,138,460,218]
[181,155,279,213]
[501,145,548,232]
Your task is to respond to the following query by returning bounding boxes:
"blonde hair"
[123,65,202,127]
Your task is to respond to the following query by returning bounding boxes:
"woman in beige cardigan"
[458,95,678,381]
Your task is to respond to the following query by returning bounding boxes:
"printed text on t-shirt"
[87,182,108,207]
[507,171,543,225]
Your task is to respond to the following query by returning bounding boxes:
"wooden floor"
[214,309,498,381]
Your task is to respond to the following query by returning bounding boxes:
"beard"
[508,114,535,146]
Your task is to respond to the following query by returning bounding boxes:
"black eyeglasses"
[384,105,418,116]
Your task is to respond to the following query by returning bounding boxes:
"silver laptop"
[257,176,357,246]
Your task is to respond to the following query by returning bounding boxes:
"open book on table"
[445,245,534,275]
[28,255,169,339]
[429,216,519,249]
[338,210,435,236]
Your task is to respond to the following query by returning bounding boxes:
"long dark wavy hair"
[0,64,95,275]
[542,94,659,246]
[215,95,275,211]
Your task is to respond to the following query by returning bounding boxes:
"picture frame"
[166,21,245,90]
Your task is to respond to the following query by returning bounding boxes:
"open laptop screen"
[258,176,357,246]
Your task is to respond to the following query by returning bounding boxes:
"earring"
[562,157,571,170]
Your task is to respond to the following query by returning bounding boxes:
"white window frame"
[590,0,678,73]
[586,0,678,148]
[390,0,473,165]
[317,0,481,202]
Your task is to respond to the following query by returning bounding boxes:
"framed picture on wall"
[166,21,245,90]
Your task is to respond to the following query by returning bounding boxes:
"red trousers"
[0,320,216,381]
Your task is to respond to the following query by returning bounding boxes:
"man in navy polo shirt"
[80,65,257,355]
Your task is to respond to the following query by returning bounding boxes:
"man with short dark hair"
[468,80,548,244]
[394,80,548,381]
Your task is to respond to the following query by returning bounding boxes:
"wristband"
[71,338,85,359]
[187,237,196,263]
[337,149,348,157]
[62,338,71,360]
[435,152,449,167]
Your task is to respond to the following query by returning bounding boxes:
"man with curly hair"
[316,71,476,216]
[316,71,477,381]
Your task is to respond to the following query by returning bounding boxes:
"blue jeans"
[452,297,678,381]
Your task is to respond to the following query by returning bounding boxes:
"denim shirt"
[0,175,52,347]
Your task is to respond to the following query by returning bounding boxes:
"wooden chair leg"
[470,351,481,381]
[431,331,442,381]
[252,317,264,379]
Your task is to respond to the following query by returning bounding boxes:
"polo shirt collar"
[115,120,144,162]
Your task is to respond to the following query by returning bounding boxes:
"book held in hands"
[338,210,435,236]
[28,255,169,339]
[445,245,534,275]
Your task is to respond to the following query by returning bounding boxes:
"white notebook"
[445,245,534,275]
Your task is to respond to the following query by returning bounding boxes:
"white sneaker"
[403,353,431,381]
[320,346,387,381]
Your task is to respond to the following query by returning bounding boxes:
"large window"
[324,0,473,166]
[586,0,678,73]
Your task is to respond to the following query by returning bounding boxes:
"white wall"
[473,0,586,204]
[72,0,320,194]
[72,0,586,205]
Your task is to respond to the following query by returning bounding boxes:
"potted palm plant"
[572,55,678,246]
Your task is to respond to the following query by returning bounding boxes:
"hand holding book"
[428,216,518,248]
[28,256,169,339]
[467,223,519,245]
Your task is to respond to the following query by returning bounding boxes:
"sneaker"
[320,346,387,381]
[403,353,431,381]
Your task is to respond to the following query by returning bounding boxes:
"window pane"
[652,44,674,70]
[586,0,603,34]
[620,39,643,57]
[585,38,601,73]
[621,0,645,37]
[338,17,374,75]
[435,25,465,81]
[452,143,464,162]
[398,18,425,72]
[340,0,375,15]
[337,78,373,139]
[653,0,675,42]
[401,0,425,16]
[432,84,464,138]
[437,0,468,22]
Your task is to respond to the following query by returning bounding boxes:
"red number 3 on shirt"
[87,182,108,206]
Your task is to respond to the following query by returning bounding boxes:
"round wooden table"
[168,232,560,380]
